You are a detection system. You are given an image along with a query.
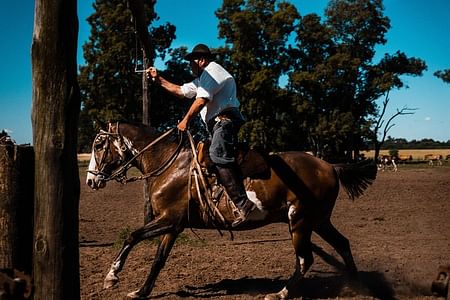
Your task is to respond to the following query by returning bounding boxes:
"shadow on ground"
[150,271,396,299]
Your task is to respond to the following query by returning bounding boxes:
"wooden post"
[31,0,80,299]
[142,51,150,125]
[0,144,34,274]
[128,0,156,224]
[141,51,154,224]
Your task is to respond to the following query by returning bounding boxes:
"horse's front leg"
[103,217,176,289]
[126,232,178,299]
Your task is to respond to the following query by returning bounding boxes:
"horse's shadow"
[152,244,396,299]
[152,271,395,299]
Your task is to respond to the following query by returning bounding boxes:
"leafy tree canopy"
[434,69,450,83]
[77,0,175,152]
[78,0,430,162]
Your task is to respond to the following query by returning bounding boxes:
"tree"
[371,91,416,159]
[148,47,194,130]
[216,0,299,150]
[78,0,175,151]
[287,0,426,161]
[434,69,450,83]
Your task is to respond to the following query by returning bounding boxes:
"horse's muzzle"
[86,174,107,190]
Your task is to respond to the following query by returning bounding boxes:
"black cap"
[184,43,214,61]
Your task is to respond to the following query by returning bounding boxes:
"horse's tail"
[333,159,377,200]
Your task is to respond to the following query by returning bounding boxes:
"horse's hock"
[0,143,34,276]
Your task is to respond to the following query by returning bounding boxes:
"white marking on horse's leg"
[127,290,144,299]
[299,256,306,274]
[103,246,129,289]
[264,257,305,300]
[264,287,289,300]
[103,267,119,289]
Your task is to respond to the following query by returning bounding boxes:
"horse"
[424,154,443,167]
[86,122,377,300]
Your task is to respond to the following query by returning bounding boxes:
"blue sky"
[0,0,449,145]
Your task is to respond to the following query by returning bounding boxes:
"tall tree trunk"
[31,0,80,299]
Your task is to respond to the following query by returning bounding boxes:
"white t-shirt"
[180,61,240,123]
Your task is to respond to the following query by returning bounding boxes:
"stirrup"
[232,200,255,227]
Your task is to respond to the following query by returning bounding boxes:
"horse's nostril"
[87,179,93,187]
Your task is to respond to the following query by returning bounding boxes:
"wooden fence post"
[0,144,34,273]
[31,0,80,299]
[0,143,34,299]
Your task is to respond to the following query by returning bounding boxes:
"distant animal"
[86,122,377,300]
[397,154,412,163]
[424,154,443,166]
[377,155,398,172]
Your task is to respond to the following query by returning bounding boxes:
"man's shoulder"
[205,61,232,78]
[206,61,223,70]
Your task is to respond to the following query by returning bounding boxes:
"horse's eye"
[95,143,103,150]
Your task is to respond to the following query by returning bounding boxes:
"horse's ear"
[95,119,107,131]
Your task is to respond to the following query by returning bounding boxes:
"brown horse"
[86,122,377,300]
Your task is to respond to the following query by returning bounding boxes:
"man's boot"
[216,164,255,227]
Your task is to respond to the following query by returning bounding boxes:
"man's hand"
[177,98,207,132]
[177,118,189,132]
[146,67,158,81]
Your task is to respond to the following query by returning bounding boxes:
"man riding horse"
[146,43,254,227]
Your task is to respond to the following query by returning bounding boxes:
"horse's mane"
[114,121,159,136]
[115,122,185,151]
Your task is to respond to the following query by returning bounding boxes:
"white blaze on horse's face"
[86,147,105,190]
[86,132,131,190]
[86,132,115,190]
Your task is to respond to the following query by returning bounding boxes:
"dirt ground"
[79,164,450,300]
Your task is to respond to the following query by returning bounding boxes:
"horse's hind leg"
[104,217,176,290]
[315,220,357,275]
[126,232,177,299]
[265,208,314,300]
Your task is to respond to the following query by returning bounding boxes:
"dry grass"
[362,149,450,160]
[78,149,450,162]
[77,153,91,162]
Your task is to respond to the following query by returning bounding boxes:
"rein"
[186,131,229,235]
[91,125,230,234]
[121,128,185,183]
[91,127,183,183]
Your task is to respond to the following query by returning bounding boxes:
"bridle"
[88,126,184,184]
[90,130,125,181]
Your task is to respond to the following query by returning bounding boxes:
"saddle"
[189,140,270,230]
[196,140,271,180]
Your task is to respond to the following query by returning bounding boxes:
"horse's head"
[86,129,130,190]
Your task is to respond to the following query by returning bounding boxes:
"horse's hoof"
[127,290,149,299]
[103,273,119,289]
[264,294,279,300]
[264,292,286,300]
